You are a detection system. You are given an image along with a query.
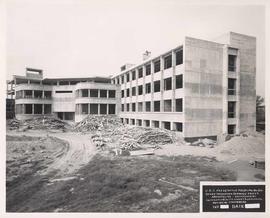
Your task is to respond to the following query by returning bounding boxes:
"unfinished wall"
[184,37,224,138]
[229,32,256,132]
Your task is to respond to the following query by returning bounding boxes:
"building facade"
[112,32,256,140]
[9,32,256,140]
[11,68,120,122]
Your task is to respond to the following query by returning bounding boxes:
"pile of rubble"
[7,117,69,131]
[7,119,20,130]
[190,138,216,148]
[73,115,123,132]
[111,126,176,150]
[74,115,177,152]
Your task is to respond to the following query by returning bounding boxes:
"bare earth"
[7,130,97,176]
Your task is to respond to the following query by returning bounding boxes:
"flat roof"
[11,75,112,85]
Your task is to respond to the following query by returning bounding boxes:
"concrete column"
[135,68,138,112]
[150,61,154,112]
[142,65,146,112]
[160,56,164,112]
[42,104,44,115]
[28,80,30,84]
[32,104,34,114]
[236,49,241,134]
[22,104,25,114]
[106,104,109,114]
[222,45,229,134]
[32,90,34,99]
[88,103,90,114]
[172,50,176,112]
[98,104,100,115]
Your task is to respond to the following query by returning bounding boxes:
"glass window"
[164,55,172,69]
[154,60,160,73]
[145,64,151,75]
[138,68,143,78]
[164,77,172,91]
[176,49,183,65]
[154,80,160,92]
[176,75,183,89]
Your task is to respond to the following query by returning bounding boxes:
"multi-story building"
[10,68,120,122]
[112,32,256,140]
[9,32,256,140]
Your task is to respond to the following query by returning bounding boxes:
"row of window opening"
[115,49,183,84]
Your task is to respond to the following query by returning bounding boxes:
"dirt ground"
[6,128,265,212]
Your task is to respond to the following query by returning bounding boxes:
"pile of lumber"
[7,117,68,131]
[91,134,106,149]
[111,126,176,147]
[22,117,68,130]
[120,140,141,151]
[137,129,175,145]
[7,119,20,130]
[74,115,123,132]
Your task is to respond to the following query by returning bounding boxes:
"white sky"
[6,0,265,96]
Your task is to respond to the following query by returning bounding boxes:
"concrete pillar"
[42,104,44,115]
[172,50,176,112]
[106,104,109,114]
[150,61,154,112]
[142,65,146,112]
[32,104,34,114]
[28,80,30,84]
[135,68,138,112]
[160,56,164,112]
[98,104,100,115]
[32,90,34,99]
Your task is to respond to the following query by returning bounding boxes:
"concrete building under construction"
[8,32,256,140]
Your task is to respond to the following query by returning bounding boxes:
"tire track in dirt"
[44,132,97,176]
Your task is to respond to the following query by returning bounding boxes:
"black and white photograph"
[1,0,268,216]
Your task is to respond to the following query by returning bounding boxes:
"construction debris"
[191,138,216,148]
[7,117,69,131]
[74,115,123,132]
[120,140,141,151]
[137,129,175,145]
[74,115,177,151]
[130,149,155,156]
[7,119,20,130]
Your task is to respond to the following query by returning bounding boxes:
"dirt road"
[7,130,97,176]
[45,132,96,176]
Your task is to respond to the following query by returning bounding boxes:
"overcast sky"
[6,0,265,96]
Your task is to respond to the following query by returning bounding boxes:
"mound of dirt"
[217,132,265,158]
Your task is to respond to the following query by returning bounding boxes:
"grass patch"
[7,154,236,212]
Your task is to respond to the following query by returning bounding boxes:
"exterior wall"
[74,82,120,122]
[184,37,224,138]
[228,32,256,132]
[52,85,75,112]
[113,46,184,132]
[14,83,53,120]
